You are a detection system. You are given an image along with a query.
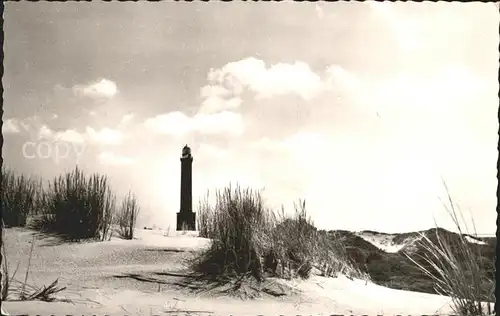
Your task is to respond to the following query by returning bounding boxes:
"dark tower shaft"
[180,153,192,213]
[177,145,196,231]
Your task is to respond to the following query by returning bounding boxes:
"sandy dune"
[2,228,455,316]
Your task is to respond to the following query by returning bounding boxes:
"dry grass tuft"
[2,166,143,243]
[1,167,44,228]
[1,220,66,303]
[32,167,116,241]
[405,182,495,316]
[195,184,365,285]
[116,191,141,240]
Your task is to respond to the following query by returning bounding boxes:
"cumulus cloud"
[198,96,242,115]
[143,111,193,137]
[325,65,360,92]
[98,152,134,165]
[119,113,135,126]
[2,118,22,134]
[200,85,232,99]
[73,78,118,99]
[4,115,125,147]
[143,58,354,139]
[207,57,326,100]
[37,125,86,143]
[86,127,123,145]
[144,111,244,137]
[36,125,123,145]
[193,111,244,136]
[2,116,44,134]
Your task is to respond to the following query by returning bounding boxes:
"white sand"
[2,227,457,316]
[464,235,487,245]
[355,231,421,253]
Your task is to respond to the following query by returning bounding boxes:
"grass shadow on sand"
[30,231,89,247]
[112,270,295,299]
[144,248,200,253]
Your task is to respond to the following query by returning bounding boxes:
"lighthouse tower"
[176,145,196,231]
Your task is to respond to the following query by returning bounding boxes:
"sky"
[3,2,499,234]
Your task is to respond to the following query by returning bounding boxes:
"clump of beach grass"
[195,184,365,287]
[1,167,44,228]
[116,191,141,240]
[34,167,116,241]
[406,182,495,316]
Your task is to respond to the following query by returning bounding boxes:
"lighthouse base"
[176,211,196,231]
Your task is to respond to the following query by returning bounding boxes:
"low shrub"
[194,184,364,283]
[116,191,140,240]
[35,167,115,241]
[405,183,495,316]
[1,167,43,227]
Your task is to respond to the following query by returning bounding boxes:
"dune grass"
[1,219,66,304]
[0,167,142,308]
[1,167,44,228]
[195,184,365,283]
[116,191,141,240]
[2,166,141,242]
[405,183,495,316]
[31,167,116,241]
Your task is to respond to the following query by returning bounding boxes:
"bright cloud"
[207,57,327,100]
[86,127,123,145]
[98,152,134,165]
[325,65,360,92]
[142,58,357,142]
[37,125,86,143]
[2,118,21,134]
[200,85,232,99]
[144,111,244,137]
[56,130,87,144]
[193,111,244,136]
[73,78,118,99]
[143,111,193,137]
[2,117,43,134]
[119,113,135,126]
[4,116,125,146]
[198,96,242,115]
[36,125,123,145]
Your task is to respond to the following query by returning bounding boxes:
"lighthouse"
[176,145,196,231]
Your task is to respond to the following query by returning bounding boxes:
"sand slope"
[2,228,455,316]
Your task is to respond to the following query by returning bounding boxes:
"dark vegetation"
[327,228,495,298]
[195,186,366,285]
[116,191,141,240]
[1,168,43,228]
[1,166,139,241]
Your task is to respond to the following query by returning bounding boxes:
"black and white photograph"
[1,2,498,315]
